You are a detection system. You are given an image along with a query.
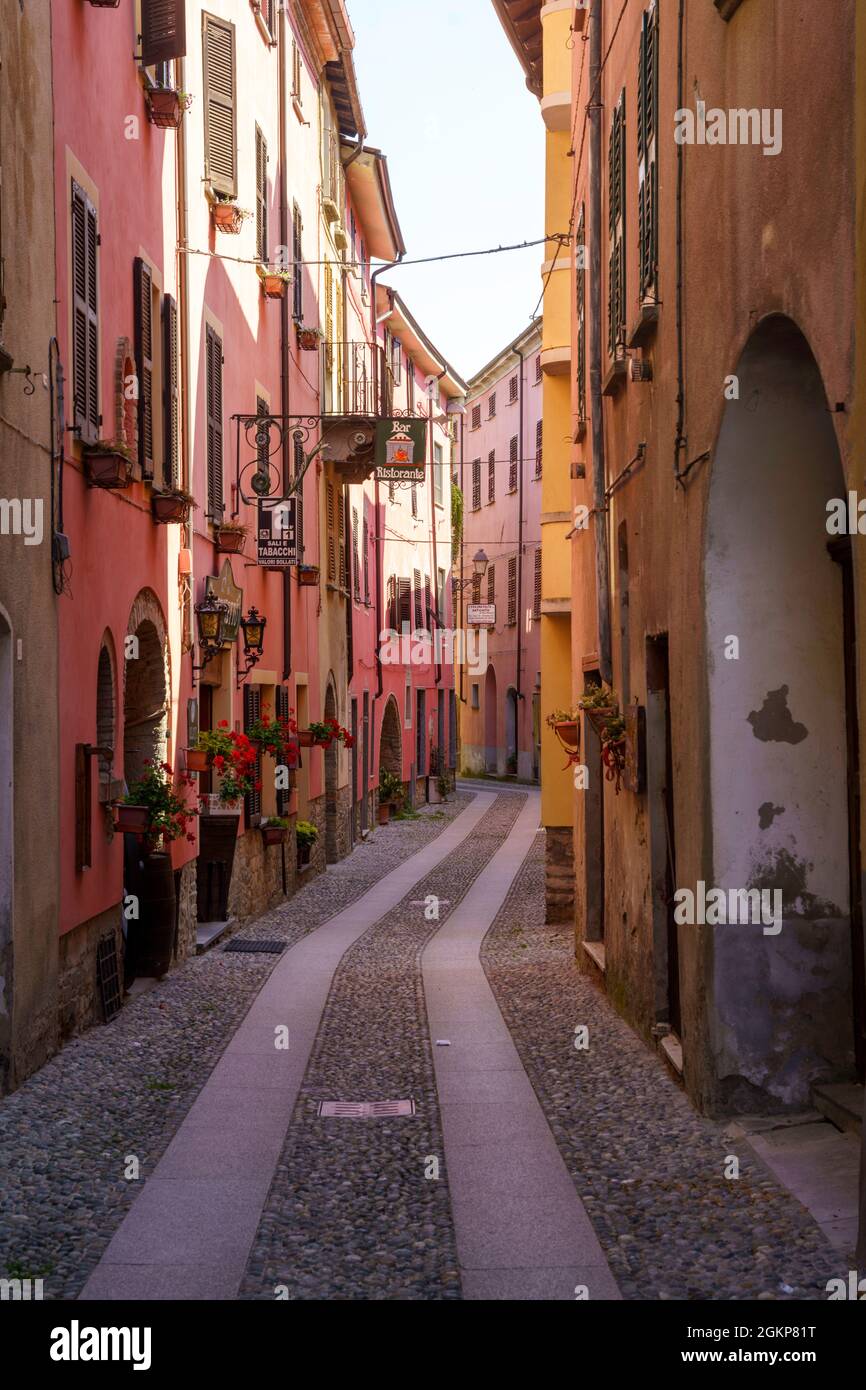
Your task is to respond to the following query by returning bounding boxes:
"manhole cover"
[223,939,286,954]
[318,1099,416,1118]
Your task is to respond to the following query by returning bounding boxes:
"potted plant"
[84,439,134,490]
[296,325,322,352]
[185,747,210,774]
[197,723,259,808]
[258,266,292,300]
[600,713,627,794]
[260,816,289,847]
[146,88,193,129]
[117,761,198,852]
[215,520,249,554]
[152,487,196,524]
[212,198,252,235]
[306,717,354,750]
[297,565,319,587]
[246,707,299,766]
[296,819,318,866]
[546,707,580,752]
[114,802,150,834]
[378,768,403,823]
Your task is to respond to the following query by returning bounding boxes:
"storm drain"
[223,939,286,955]
[317,1099,416,1119]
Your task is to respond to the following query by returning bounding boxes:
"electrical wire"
[178,234,564,274]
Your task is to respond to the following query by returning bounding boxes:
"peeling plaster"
[747,685,808,744]
[748,847,842,919]
[758,801,785,829]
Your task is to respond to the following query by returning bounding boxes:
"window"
[638,3,659,300]
[391,337,402,385]
[472,458,481,510]
[291,38,302,103]
[205,324,223,518]
[470,403,481,430]
[533,547,542,620]
[258,0,276,38]
[488,449,495,503]
[243,684,262,825]
[508,435,518,492]
[488,392,496,419]
[507,556,517,626]
[162,294,180,488]
[292,204,303,320]
[576,203,587,421]
[471,683,480,710]
[437,567,445,621]
[133,257,156,477]
[406,358,414,410]
[535,419,543,478]
[472,573,481,604]
[203,13,237,198]
[508,373,518,404]
[141,1,187,67]
[433,442,444,507]
[71,180,99,445]
[608,89,626,354]
[413,569,423,630]
[255,126,268,263]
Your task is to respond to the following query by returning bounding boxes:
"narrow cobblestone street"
[0,788,847,1302]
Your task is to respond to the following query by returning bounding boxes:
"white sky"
[350,0,545,384]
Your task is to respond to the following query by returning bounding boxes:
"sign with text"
[375,417,428,483]
[257,497,299,567]
[467,603,495,628]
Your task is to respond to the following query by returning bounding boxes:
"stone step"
[811,1081,864,1137]
[195,918,236,954]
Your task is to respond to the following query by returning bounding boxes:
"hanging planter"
[145,88,193,130]
[296,730,315,748]
[215,521,248,554]
[296,326,322,352]
[152,488,196,524]
[84,442,134,490]
[297,565,319,587]
[114,803,150,834]
[185,748,210,774]
[212,200,251,235]
[260,818,289,847]
[258,266,291,300]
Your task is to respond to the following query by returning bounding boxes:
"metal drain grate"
[223,939,286,955]
[318,1099,416,1119]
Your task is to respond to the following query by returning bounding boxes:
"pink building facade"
[459,320,543,781]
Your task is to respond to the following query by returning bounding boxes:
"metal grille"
[318,1099,415,1118]
[223,939,286,954]
[96,934,123,1022]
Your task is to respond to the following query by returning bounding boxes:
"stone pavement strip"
[424,787,620,1301]
[80,792,495,1301]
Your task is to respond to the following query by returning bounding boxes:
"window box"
[258,266,290,300]
[152,488,196,524]
[215,522,248,554]
[296,730,315,748]
[146,88,192,130]
[84,443,134,490]
[185,749,211,774]
[296,326,321,352]
[212,200,251,235]
[114,804,150,834]
[297,564,319,586]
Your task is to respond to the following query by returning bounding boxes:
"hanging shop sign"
[375,417,428,483]
[257,497,299,567]
[467,603,495,627]
[204,560,243,643]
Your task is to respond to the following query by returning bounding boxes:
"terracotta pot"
[84,449,133,489]
[377,802,390,825]
[297,730,314,748]
[152,492,191,524]
[261,274,287,300]
[213,201,242,234]
[261,826,287,846]
[297,328,321,352]
[185,749,210,773]
[147,89,183,129]
[554,720,579,749]
[298,566,319,587]
[216,527,247,554]
[115,803,150,834]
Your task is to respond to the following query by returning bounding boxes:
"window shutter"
[424,576,432,629]
[413,569,422,629]
[508,556,517,625]
[509,435,518,492]
[488,392,496,419]
[398,577,411,628]
[487,562,495,606]
[363,517,369,602]
[411,482,418,518]
[134,258,154,477]
[162,293,179,488]
[488,449,495,502]
[533,547,542,619]
[243,684,262,824]
[205,325,223,518]
[203,14,237,198]
[327,482,336,582]
[472,574,481,604]
[276,685,291,815]
[292,205,303,320]
[141,0,187,67]
[337,486,346,589]
[509,374,518,404]
[471,404,481,430]
[72,181,99,445]
[472,458,481,510]
[255,126,268,263]
[352,507,360,598]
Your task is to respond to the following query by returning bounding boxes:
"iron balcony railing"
[321,341,395,418]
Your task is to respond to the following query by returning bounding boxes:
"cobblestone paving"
[0,798,469,1301]
[481,832,844,1302]
[240,792,525,1301]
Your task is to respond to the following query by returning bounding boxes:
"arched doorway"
[704,315,861,1109]
[505,687,518,775]
[484,664,497,774]
[124,591,169,790]
[379,695,402,781]
[324,680,339,863]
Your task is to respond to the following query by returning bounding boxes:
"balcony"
[319,341,397,483]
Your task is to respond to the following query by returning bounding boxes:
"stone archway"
[704,314,859,1109]
[324,680,339,864]
[484,664,498,774]
[124,590,169,791]
[379,695,402,781]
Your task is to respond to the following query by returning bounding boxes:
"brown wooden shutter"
[413,569,422,629]
[203,14,237,198]
[162,293,179,488]
[141,0,187,67]
[292,205,303,320]
[424,576,433,629]
[327,482,336,582]
[508,556,517,625]
[134,258,154,477]
[509,435,518,492]
[488,449,495,502]
[533,547,542,619]
[71,181,99,444]
[386,575,396,629]
[535,419,543,477]
[472,459,481,510]
[205,325,223,518]
[338,485,346,589]
[487,563,495,606]
[276,685,291,814]
[398,577,411,629]
[352,506,360,598]
[363,517,369,602]
[509,373,518,403]
[255,126,268,262]
[243,684,262,824]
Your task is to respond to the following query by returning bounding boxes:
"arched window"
[96,640,116,800]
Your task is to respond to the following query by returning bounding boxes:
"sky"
[350,0,545,385]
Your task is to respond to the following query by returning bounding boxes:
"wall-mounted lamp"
[236,606,267,687]
[192,594,230,685]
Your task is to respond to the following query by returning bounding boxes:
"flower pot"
[215,527,247,554]
[297,565,319,587]
[152,492,191,524]
[146,89,183,129]
[185,748,210,774]
[377,802,390,825]
[261,826,287,847]
[297,328,321,352]
[297,730,314,748]
[115,803,150,834]
[297,841,312,867]
[84,449,133,490]
[260,274,288,300]
[313,735,332,748]
[213,201,243,234]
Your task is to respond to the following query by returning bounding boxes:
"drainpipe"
[589,0,612,684]
[431,367,448,696]
[513,341,525,716]
[279,1,292,681]
[674,0,686,480]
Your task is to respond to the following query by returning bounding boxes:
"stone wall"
[228,826,293,926]
[58,907,123,1043]
[175,860,198,961]
[545,827,574,924]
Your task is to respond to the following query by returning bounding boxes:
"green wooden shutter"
[134,257,154,477]
[162,293,179,488]
[141,0,187,67]
[72,181,99,444]
[203,13,237,198]
[205,325,223,518]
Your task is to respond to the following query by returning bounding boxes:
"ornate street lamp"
[237,606,267,687]
[192,594,230,684]
[453,548,489,591]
